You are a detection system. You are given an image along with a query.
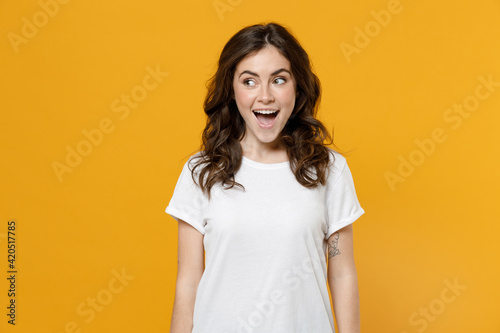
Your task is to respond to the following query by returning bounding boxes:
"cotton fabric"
[166,149,364,333]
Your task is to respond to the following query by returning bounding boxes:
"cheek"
[233,86,245,104]
[234,89,255,110]
[233,89,252,122]
[280,89,296,109]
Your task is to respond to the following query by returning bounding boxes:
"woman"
[166,22,364,333]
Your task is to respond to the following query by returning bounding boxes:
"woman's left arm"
[327,224,360,333]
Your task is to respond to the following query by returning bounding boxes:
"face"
[232,45,296,151]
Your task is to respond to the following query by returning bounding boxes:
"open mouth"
[252,109,279,128]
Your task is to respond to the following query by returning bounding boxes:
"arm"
[327,224,360,333]
[170,219,205,333]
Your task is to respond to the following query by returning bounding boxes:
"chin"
[256,134,281,144]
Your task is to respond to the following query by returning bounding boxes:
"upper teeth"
[254,110,278,114]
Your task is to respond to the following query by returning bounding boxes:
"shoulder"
[185,150,206,170]
[326,147,347,173]
[324,147,349,187]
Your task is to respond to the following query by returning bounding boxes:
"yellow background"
[1,0,499,332]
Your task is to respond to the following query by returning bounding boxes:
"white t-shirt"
[166,148,365,333]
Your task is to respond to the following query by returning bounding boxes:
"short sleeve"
[325,153,365,240]
[165,156,207,235]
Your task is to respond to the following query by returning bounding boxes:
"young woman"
[166,22,365,333]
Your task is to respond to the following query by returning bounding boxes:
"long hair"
[191,22,339,199]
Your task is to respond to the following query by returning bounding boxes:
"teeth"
[253,110,278,114]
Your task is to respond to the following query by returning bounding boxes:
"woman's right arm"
[170,219,205,333]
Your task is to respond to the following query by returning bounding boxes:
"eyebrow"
[238,68,292,78]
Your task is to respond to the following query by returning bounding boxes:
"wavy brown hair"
[190,22,340,199]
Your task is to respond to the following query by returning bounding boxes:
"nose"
[258,85,275,103]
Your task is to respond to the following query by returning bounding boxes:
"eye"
[273,77,286,85]
[243,79,256,87]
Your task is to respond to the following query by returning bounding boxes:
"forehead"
[235,46,291,72]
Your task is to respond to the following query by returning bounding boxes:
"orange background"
[1,0,499,332]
